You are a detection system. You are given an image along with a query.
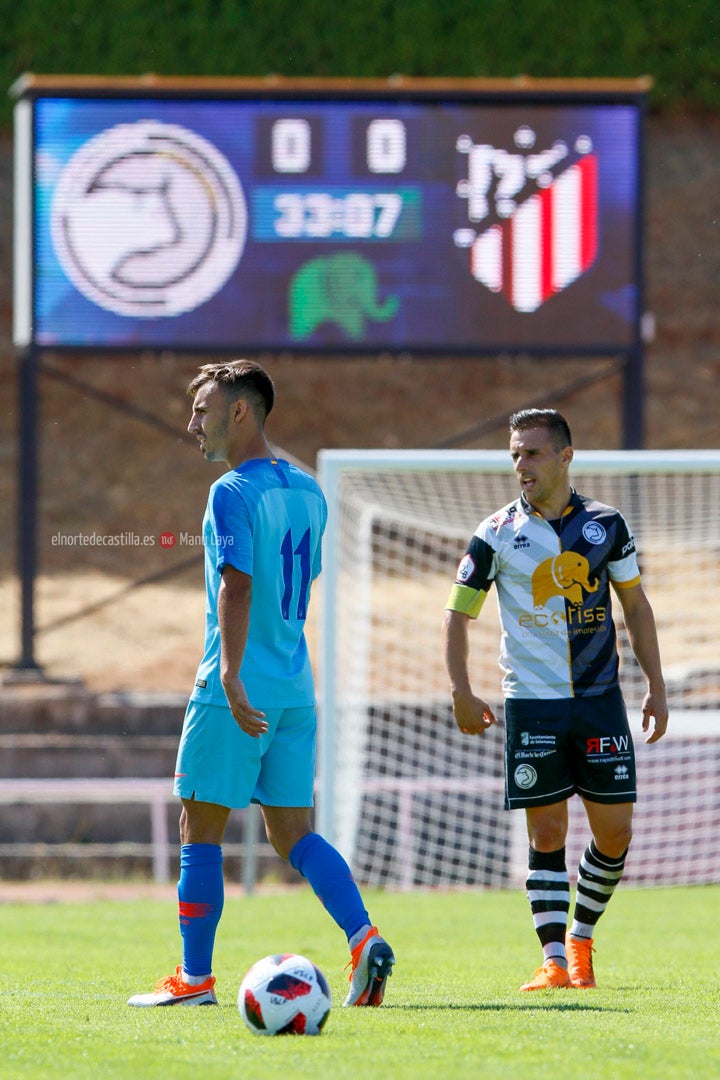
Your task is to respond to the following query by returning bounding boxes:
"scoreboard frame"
[12,73,650,358]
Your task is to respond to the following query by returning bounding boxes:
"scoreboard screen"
[13,77,646,354]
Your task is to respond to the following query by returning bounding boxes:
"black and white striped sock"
[525,846,570,967]
[570,841,627,939]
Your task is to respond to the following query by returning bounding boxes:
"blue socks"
[178,843,224,978]
[178,834,369,972]
[289,832,370,943]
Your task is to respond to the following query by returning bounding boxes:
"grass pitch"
[1,885,718,1079]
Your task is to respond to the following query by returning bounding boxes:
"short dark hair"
[187,360,275,422]
[508,408,572,450]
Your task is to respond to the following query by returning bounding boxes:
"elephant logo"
[289,252,399,340]
[531,551,598,608]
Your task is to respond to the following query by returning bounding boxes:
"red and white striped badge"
[470,153,598,313]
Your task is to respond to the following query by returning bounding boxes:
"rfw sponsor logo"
[586,735,630,756]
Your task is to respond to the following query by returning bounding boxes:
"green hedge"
[1,0,717,128]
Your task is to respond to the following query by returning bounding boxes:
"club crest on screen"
[454,125,598,313]
[50,120,247,318]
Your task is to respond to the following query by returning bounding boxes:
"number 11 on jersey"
[280,527,311,621]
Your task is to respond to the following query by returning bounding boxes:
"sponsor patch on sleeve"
[456,553,475,583]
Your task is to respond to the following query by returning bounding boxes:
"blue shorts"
[173,701,316,809]
[504,687,636,810]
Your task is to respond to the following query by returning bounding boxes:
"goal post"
[316,449,720,890]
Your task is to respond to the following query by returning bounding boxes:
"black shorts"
[504,687,636,810]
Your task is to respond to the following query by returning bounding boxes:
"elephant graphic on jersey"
[289,252,400,341]
[532,551,598,608]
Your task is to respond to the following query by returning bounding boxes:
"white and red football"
[238,953,331,1036]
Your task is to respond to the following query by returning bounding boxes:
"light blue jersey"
[189,457,327,710]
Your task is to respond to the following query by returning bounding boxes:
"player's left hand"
[641,688,669,743]
[222,675,269,738]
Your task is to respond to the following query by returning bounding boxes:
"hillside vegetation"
[1,0,719,129]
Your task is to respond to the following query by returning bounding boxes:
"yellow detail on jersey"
[532,551,598,608]
[445,583,488,619]
[611,574,641,590]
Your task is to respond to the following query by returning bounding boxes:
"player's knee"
[265,827,290,861]
[262,811,311,861]
[595,821,632,858]
[614,822,633,855]
[528,822,567,852]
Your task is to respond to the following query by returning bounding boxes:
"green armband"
[445,583,487,619]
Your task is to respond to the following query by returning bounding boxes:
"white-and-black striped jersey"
[445,490,641,699]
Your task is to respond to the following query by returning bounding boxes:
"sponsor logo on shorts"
[614,764,630,780]
[586,735,629,756]
[521,732,556,748]
[514,763,538,789]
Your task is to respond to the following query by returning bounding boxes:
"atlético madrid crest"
[453,125,598,313]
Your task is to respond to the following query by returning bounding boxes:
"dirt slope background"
[0,113,718,690]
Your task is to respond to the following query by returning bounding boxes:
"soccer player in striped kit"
[442,409,668,990]
[129,360,394,1008]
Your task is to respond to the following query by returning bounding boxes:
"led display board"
[13,76,648,354]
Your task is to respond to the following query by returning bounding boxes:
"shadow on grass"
[383,1002,630,1013]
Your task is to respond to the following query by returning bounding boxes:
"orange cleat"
[343,926,395,1007]
[566,935,596,988]
[127,965,217,1006]
[519,959,571,991]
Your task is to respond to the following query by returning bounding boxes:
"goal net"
[316,449,720,890]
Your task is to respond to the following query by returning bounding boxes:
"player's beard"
[203,413,231,462]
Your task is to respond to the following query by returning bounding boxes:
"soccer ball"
[238,953,331,1035]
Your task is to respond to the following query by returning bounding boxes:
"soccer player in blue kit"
[128,360,394,1008]
[443,409,668,991]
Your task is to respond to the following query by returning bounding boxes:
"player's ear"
[562,446,574,466]
[231,398,249,424]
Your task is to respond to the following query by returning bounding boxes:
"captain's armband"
[445,584,488,619]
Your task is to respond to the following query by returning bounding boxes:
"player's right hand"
[222,675,269,738]
[451,691,497,736]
